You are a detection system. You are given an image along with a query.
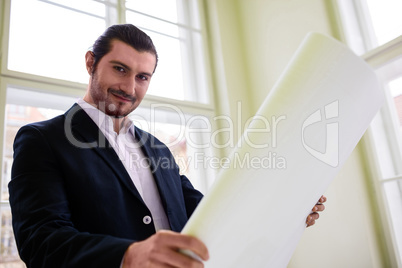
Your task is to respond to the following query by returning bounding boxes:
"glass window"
[143,30,186,100]
[125,0,180,23]
[370,57,402,261]
[1,87,74,267]
[370,58,402,179]
[337,0,402,264]
[7,0,209,103]
[129,105,213,191]
[1,88,76,203]
[365,0,402,46]
[1,0,213,265]
[8,0,107,83]
[1,204,23,267]
[125,0,210,103]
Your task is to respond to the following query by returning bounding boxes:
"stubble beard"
[90,73,137,118]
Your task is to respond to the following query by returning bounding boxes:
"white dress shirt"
[77,99,170,231]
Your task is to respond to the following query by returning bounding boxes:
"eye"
[137,74,148,81]
[114,66,126,73]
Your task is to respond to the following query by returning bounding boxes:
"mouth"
[109,89,135,103]
[113,94,132,102]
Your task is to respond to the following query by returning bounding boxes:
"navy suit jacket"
[9,104,203,267]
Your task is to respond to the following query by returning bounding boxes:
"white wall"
[211,0,387,266]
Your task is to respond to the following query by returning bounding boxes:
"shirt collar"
[77,98,135,136]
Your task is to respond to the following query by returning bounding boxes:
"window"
[1,87,75,267]
[7,0,108,83]
[367,53,402,267]
[0,0,214,266]
[125,104,215,191]
[124,0,210,102]
[336,0,402,266]
[5,0,210,102]
[364,0,402,46]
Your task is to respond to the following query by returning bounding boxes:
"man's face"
[84,39,156,118]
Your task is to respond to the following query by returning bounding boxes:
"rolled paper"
[181,32,384,267]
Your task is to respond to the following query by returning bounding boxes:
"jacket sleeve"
[180,174,203,218]
[9,125,133,268]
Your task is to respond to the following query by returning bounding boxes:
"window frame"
[333,0,402,266]
[0,0,217,264]
[0,0,217,190]
[361,40,402,268]
[0,0,215,105]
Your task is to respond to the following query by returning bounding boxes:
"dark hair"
[90,24,158,73]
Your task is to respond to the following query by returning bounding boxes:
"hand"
[306,195,327,227]
[122,230,209,268]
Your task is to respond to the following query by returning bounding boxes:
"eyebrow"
[110,60,153,77]
[110,60,131,72]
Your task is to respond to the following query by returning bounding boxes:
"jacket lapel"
[65,104,145,204]
[134,127,170,212]
[135,127,189,231]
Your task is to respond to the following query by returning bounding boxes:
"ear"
[85,51,95,75]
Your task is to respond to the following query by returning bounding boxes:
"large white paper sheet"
[181,32,384,267]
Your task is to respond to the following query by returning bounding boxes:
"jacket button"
[143,215,152,225]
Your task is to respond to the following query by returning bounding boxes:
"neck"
[82,94,126,134]
[111,116,127,134]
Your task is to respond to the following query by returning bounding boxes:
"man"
[9,24,325,268]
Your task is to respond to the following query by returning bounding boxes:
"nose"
[120,76,136,96]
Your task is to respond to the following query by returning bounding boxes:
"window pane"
[45,0,106,17]
[8,0,106,83]
[365,0,402,45]
[126,10,180,37]
[126,2,209,103]
[389,77,402,135]
[1,104,65,201]
[129,107,196,178]
[370,55,402,178]
[0,205,24,267]
[129,105,212,192]
[1,88,76,202]
[133,118,191,177]
[336,1,402,264]
[1,88,76,265]
[143,32,186,101]
[125,0,179,23]
[370,55,402,263]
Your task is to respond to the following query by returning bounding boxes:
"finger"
[157,231,209,261]
[306,213,319,227]
[174,236,209,262]
[157,248,204,268]
[309,212,320,221]
[306,214,313,227]
[306,219,316,227]
[306,212,319,222]
[312,203,325,212]
[319,195,327,203]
